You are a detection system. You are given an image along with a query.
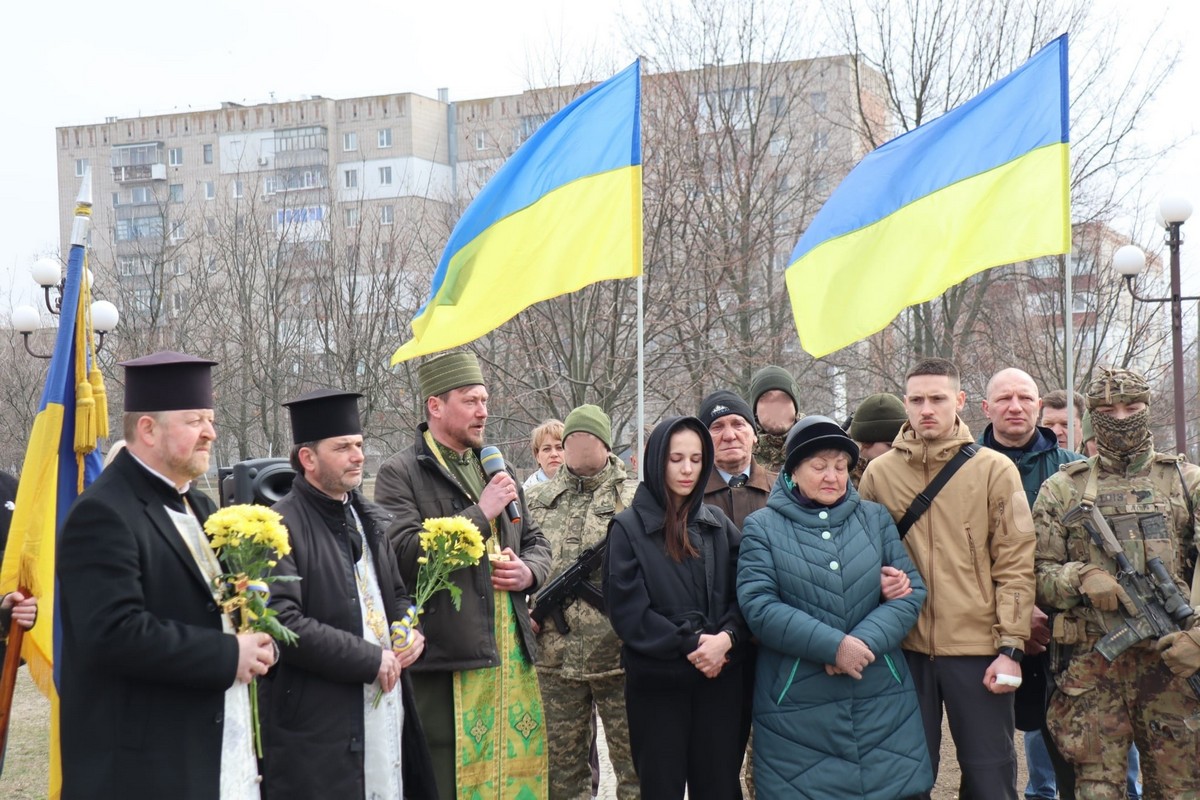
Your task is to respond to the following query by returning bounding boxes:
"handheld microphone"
[479,445,521,524]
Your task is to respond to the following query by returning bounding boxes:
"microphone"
[479,445,521,524]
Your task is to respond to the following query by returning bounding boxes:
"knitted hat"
[284,388,363,444]
[749,366,798,414]
[698,390,755,430]
[563,404,612,450]
[784,415,860,475]
[849,393,908,444]
[418,351,485,398]
[121,351,217,412]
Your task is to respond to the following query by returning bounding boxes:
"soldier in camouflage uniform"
[1033,367,1200,799]
[749,365,802,473]
[526,404,638,800]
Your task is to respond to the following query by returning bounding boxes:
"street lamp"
[11,258,119,359]
[1113,195,1198,455]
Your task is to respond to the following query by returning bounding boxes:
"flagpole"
[636,273,645,482]
[0,587,30,773]
[1065,249,1076,452]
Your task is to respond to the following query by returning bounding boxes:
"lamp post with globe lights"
[11,258,120,359]
[1112,195,1198,456]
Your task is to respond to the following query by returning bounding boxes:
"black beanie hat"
[783,415,860,475]
[698,390,755,430]
[849,393,907,444]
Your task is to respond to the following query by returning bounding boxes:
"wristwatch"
[998,646,1024,663]
[723,628,738,647]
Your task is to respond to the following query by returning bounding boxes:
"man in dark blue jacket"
[979,368,1082,800]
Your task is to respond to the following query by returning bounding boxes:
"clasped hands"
[825,635,874,679]
[688,632,734,678]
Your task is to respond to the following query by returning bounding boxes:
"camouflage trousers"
[1047,645,1200,799]
[537,669,639,800]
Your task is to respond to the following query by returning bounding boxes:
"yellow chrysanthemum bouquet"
[204,503,300,755]
[374,515,484,707]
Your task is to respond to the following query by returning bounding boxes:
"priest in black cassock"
[58,352,276,800]
[262,388,436,799]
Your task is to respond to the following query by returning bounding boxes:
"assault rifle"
[1062,503,1200,699]
[531,541,607,635]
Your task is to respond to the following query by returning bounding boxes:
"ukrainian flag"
[0,176,106,796]
[390,60,643,364]
[786,34,1070,358]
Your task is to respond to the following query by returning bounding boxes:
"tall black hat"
[121,351,217,412]
[283,388,364,444]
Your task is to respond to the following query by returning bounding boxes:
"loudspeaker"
[219,458,295,507]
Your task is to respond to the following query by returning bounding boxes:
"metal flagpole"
[1065,250,1076,453]
[637,273,645,482]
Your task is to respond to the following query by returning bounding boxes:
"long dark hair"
[642,417,713,562]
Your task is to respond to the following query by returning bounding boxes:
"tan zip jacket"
[859,418,1035,655]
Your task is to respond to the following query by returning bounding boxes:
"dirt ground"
[0,667,1028,800]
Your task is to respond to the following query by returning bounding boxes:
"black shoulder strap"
[896,443,979,539]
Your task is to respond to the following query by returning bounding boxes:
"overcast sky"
[2,0,1198,314]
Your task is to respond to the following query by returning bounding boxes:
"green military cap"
[749,365,798,412]
[849,393,907,444]
[418,351,485,398]
[563,404,612,450]
[1085,367,1151,410]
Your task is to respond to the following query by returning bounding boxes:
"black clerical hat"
[283,388,364,444]
[121,351,217,412]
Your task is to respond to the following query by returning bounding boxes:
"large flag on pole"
[390,60,643,364]
[785,34,1070,358]
[0,173,107,795]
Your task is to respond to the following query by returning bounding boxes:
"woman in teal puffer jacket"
[737,416,933,799]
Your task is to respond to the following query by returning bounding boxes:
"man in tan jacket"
[859,357,1035,800]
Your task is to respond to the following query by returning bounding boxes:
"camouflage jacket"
[755,431,788,474]
[526,454,637,679]
[1033,449,1200,648]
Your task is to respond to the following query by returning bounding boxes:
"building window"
[170,220,186,241]
[378,128,393,148]
[75,158,89,177]
[204,181,215,200]
[810,92,828,114]
[203,143,214,164]
[343,132,357,151]
[344,169,358,189]
[812,130,829,153]
[769,95,785,116]
[112,192,121,207]
[769,136,789,156]
[233,180,243,199]
[379,166,392,185]
[263,176,276,195]
[131,186,153,204]
[168,147,183,166]
[474,131,487,151]
[381,205,394,225]
[207,254,219,273]
[206,217,218,235]
[173,258,186,275]
[169,184,184,203]
[345,207,359,227]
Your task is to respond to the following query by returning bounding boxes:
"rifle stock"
[531,541,607,635]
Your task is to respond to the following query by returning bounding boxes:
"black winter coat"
[374,424,553,671]
[57,450,238,800]
[605,416,748,681]
[262,475,436,799]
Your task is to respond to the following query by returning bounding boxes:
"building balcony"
[112,163,167,183]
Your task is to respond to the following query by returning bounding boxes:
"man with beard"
[1033,367,1200,798]
[262,388,436,798]
[375,351,552,800]
[57,352,276,800]
[749,366,802,473]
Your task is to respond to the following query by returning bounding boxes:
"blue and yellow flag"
[786,34,1070,357]
[0,175,106,797]
[390,60,643,364]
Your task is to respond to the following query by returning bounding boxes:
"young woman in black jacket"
[605,415,748,799]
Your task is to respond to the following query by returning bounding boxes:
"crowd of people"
[2,348,1199,800]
